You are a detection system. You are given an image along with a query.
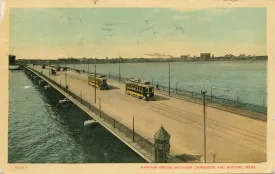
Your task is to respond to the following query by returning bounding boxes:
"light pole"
[168,63,170,95]
[94,64,97,104]
[176,81,178,94]
[201,90,207,163]
[88,59,90,74]
[119,59,121,83]
[211,86,215,102]
[132,116,135,142]
[48,60,50,78]
[65,66,68,89]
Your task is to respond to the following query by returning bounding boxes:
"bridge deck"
[28,66,266,163]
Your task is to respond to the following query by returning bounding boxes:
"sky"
[10,7,266,59]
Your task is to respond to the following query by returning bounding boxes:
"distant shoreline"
[17,56,268,64]
[103,58,268,64]
[72,59,268,65]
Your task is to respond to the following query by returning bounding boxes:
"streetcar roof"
[126,78,153,87]
[127,78,150,84]
[88,74,107,79]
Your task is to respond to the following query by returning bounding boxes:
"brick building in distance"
[200,53,211,60]
[9,55,16,65]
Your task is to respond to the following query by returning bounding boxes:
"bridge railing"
[65,67,267,118]
[68,67,266,115]
[156,85,266,114]
[75,93,156,160]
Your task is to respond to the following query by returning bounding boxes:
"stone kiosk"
[154,125,171,163]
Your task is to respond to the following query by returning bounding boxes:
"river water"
[8,71,146,163]
[66,61,267,106]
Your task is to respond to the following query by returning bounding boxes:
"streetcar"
[125,78,154,100]
[88,74,109,90]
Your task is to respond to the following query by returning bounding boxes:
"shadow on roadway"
[151,94,170,101]
[107,85,120,90]
[175,154,202,163]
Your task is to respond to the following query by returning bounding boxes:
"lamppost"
[88,59,90,74]
[211,85,215,102]
[201,90,207,163]
[65,66,68,89]
[94,64,97,104]
[48,60,50,78]
[168,63,170,96]
[119,59,121,83]
[176,81,178,94]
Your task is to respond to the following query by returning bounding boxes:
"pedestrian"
[212,150,216,163]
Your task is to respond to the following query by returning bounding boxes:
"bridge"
[22,65,267,163]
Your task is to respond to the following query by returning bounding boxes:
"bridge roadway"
[31,66,266,163]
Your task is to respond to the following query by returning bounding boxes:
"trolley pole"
[132,116,135,142]
[65,63,68,89]
[201,90,207,163]
[168,63,171,96]
[94,64,97,104]
[119,60,121,83]
[48,61,50,78]
[81,90,83,104]
[88,59,90,74]
[99,97,101,117]
[176,81,178,94]
[65,70,68,89]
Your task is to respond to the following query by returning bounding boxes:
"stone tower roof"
[154,125,171,140]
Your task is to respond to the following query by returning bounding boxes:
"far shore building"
[9,55,16,65]
[200,53,211,60]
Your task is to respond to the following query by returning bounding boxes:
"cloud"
[199,17,212,21]
[41,9,62,16]
[153,9,160,13]
[230,30,256,43]
[206,8,231,15]
[144,53,173,58]
[172,15,189,20]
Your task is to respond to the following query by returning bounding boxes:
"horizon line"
[15,54,268,60]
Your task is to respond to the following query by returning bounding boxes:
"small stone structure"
[154,125,171,163]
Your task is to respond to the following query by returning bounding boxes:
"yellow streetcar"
[125,78,154,100]
[88,74,109,90]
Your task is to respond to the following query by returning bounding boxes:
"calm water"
[66,61,267,106]
[8,71,146,163]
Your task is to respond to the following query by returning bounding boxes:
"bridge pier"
[33,75,38,80]
[44,84,52,90]
[84,120,98,126]
[39,80,46,86]
[58,97,71,104]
